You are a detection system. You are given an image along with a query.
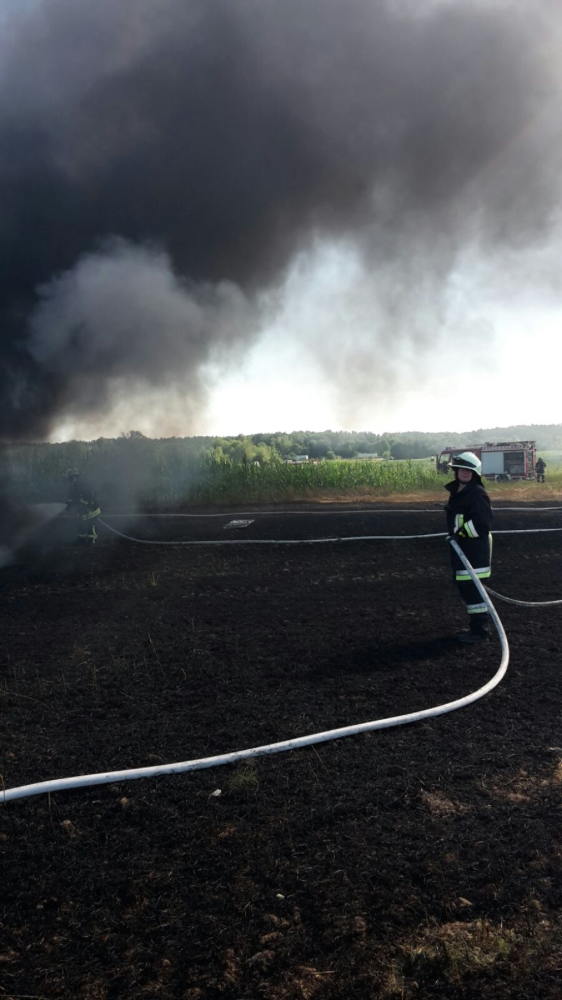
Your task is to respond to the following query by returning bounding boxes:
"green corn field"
[1,439,442,506]
[4,439,559,507]
[194,455,442,503]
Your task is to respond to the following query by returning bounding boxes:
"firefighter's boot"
[457,615,490,644]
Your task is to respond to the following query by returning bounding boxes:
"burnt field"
[1,503,562,999]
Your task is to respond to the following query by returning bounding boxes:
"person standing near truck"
[535,456,546,482]
[444,452,493,644]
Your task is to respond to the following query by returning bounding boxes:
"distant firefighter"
[65,470,101,545]
[535,457,546,483]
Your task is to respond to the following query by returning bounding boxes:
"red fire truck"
[436,441,537,481]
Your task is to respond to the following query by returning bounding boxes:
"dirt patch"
[200,484,562,506]
[1,504,562,998]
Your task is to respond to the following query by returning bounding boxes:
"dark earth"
[1,502,562,999]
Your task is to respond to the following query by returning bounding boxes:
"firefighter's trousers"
[450,535,492,622]
[76,507,101,544]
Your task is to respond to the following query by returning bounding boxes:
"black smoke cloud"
[0,0,560,438]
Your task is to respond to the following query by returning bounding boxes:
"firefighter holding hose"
[65,469,101,546]
[445,452,493,644]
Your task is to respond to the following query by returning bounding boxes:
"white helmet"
[448,451,482,476]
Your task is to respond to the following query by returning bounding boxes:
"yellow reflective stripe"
[454,514,465,532]
[456,567,491,580]
[464,519,479,538]
[84,508,101,519]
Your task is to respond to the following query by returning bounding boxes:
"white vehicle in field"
[436,441,537,481]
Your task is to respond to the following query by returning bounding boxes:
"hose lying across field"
[4,509,562,802]
[2,535,536,805]
[99,519,451,545]
[98,518,562,608]
[101,505,562,516]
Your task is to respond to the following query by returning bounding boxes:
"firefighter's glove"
[446,529,467,542]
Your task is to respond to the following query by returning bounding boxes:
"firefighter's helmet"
[65,468,80,479]
[448,452,482,476]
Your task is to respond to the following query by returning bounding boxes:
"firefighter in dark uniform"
[65,469,101,545]
[535,457,546,483]
[444,452,493,644]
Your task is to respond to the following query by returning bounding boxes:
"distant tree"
[308,437,331,458]
[391,440,409,460]
[272,433,294,456]
[355,438,371,454]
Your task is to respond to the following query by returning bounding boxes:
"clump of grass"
[387,916,562,995]
[227,764,259,796]
[403,919,515,982]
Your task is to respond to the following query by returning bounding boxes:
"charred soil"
[1,503,562,999]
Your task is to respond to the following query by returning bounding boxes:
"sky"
[203,244,562,437]
[1,0,562,443]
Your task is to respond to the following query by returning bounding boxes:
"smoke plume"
[1,0,560,438]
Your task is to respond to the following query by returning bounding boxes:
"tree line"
[203,424,562,462]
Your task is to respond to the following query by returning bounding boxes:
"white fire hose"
[100,505,562,517]
[98,518,449,545]
[2,539,510,804]
[98,518,562,608]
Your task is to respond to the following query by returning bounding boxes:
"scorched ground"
[1,503,561,999]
